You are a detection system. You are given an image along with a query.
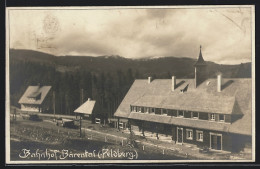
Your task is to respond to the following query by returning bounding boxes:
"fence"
[80,128,189,158]
[10,119,194,159]
[81,128,128,146]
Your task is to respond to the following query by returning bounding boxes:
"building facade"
[114,47,252,153]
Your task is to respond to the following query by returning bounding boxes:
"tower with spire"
[194,45,207,88]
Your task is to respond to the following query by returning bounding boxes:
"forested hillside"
[9,49,251,118]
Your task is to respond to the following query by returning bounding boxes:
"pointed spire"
[198,45,204,62]
[194,45,206,66]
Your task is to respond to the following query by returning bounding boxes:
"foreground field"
[9,115,251,161]
[10,120,186,161]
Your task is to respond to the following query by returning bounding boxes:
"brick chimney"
[217,74,222,92]
[148,77,152,84]
[172,76,176,91]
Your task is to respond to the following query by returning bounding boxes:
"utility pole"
[81,89,84,105]
[13,108,16,122]
[53,91,56,119]
[80,115,82,137]
[79,88,84,137]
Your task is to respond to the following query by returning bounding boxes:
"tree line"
[10,60,141,119]
[9,55,251,119]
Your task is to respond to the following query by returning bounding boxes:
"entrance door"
[177,127,183,143]
[217,135,222,150]
[211,134,222,150]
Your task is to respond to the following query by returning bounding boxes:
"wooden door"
[177,127,183,143]
[217,136,222,150]
[211,135,217,149]
[211,134,222,150]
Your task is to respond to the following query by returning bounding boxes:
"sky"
[8,6,253,64]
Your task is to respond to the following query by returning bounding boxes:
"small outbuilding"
[74,98,96,119]
[18,84,52,113]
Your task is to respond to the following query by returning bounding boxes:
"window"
[178,110,184,117]
[196,131,203,142]
[133,106,137,112]
[146,107,149,113]
[155,108,161,115]
[151,108,155,114]
[210,113,215,121]
[144,107,147,113]
[219,114,225,122]
[168,110,177,117]
[186,129,193,140]
[138,107,142,113]
[192,112,199,119]
[95,118,101,124]
[119,122,124,129]
[167,110,173,116]
[162,109,168,115]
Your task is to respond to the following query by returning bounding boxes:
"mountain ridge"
[10,48,251,64]
[9,49,251,78]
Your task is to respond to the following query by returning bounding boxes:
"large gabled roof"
[18,86,52,105]
[114,78,252,135]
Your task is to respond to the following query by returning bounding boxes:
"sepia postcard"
[5,5,255,164]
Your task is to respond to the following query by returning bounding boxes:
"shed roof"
[74,100,96,115]
[18,86,52,105]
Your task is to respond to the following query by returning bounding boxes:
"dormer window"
[162,109,168,115]
[219,114,225,122]
[28,97,36,101]
[144,107,149,113]
[180,84,189,93]
[210,113,215,121]
[132,106,137,112]
[28,92,41,101]
[138,107,144,113]
[177,110,184,117]
[192,112,199,119]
